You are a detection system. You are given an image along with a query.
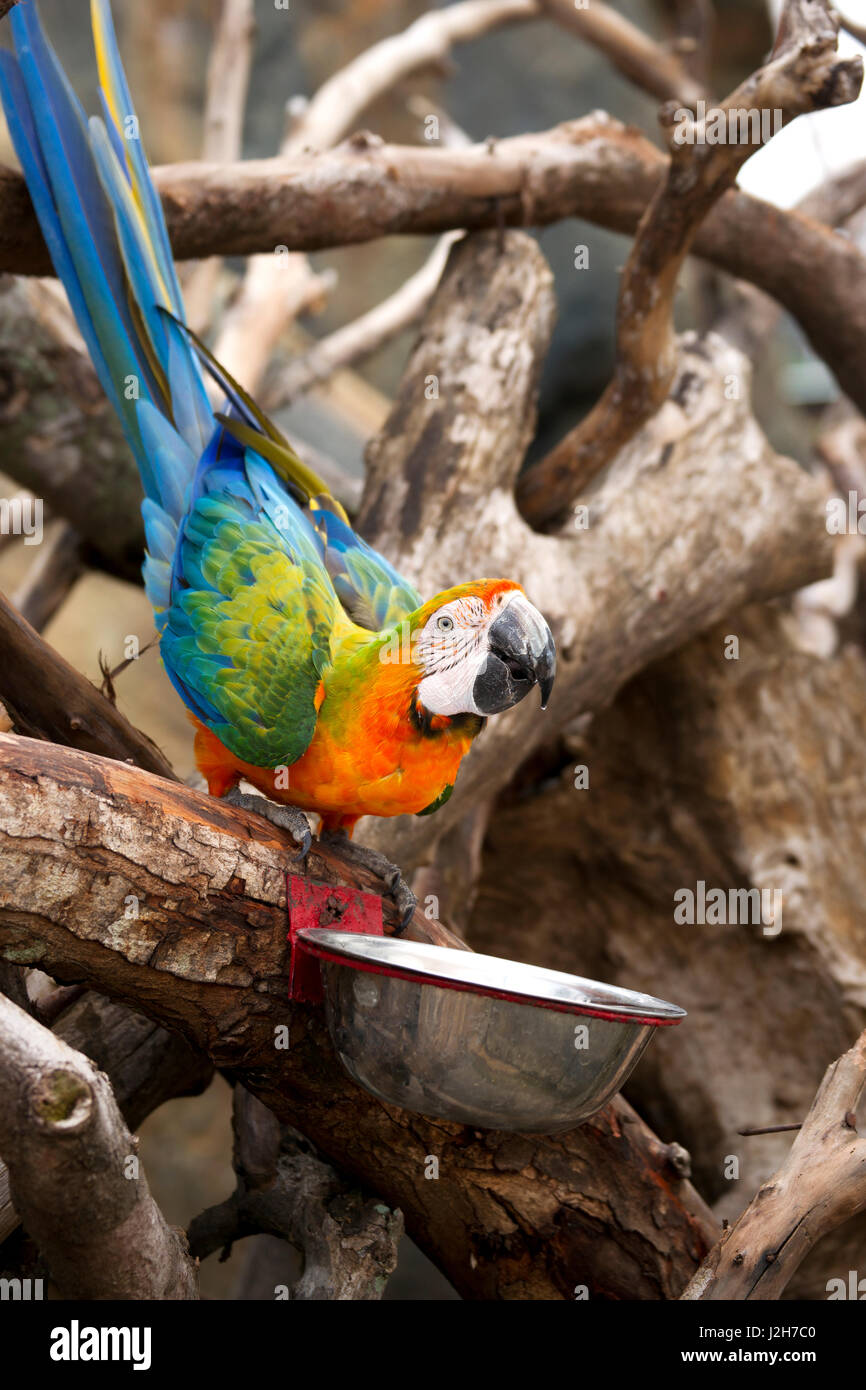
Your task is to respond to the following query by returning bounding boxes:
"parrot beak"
[473,595,557,715]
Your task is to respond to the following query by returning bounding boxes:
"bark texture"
[683,1029,866,1300]
[0,992,198,1298]
[0,731,718,1300]
[467,604,866,1298]
[356,231,832,869]
[0,278,145,579]
[189,1087,404,1300]
[0,989,213,1243]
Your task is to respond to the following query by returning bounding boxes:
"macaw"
[0,0,556,923]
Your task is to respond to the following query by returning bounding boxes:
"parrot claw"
[320,832,416,935]
[222,787,312,865]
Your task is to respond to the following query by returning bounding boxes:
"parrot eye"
[436,615,454,633]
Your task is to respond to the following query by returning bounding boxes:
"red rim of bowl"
[297,935,685,1027]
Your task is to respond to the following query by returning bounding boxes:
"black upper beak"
[473,598,557,716]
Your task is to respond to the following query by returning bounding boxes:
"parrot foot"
[222,787,312,864]
[320,831,416,935]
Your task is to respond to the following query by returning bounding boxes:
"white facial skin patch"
[417,589,529,717]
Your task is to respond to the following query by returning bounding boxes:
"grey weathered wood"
[0,992,199,1298]
[357,232,832,869]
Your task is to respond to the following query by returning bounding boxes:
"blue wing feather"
[1,0,424,777]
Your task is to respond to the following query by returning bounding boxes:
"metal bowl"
[296,929,685,1133]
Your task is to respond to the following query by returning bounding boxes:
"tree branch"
[541,0,707,105]
[0,590,176,778]
[0,991,198,1298]
[3,122,866,420]
[11,522,84,632]
[287,0,538,155]
[519,0,864,529]
[212,0,536,394]
[0,731,717,1299]
[0,989,213,1244]
[262,232,462,409]
[189,1087,403,1299]
[357,231,832,869]
[683,1029,866,1300]
[0,278,145,579]
[182,0,256,332]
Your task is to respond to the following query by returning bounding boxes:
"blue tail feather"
[0,0,213,593]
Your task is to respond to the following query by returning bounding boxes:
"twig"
[183,0,256,332]
[0,992,199,1297]
[683,1029,866,1299]
[98,638,158,702]
[519,0,863,530]
[263,232,462,409]
[214,0,535,399]
[540,0,707,105]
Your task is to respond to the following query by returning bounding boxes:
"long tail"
[0,0,369,630]
[0,0,213,614]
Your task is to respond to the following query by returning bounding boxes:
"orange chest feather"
[192,665,482,827]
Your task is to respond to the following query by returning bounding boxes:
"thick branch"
[0,733,717,1299]
[519,0,863,528]
[0,989,213,1244]
[357,231,832,868]
[0,590,176,779]
[0,992,198,1298]
[541,0,706,104]
[3,124,866,420]
[683,1030,866,1300]
[0,278,144,578]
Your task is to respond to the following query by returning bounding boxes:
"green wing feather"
[161,449,350,769]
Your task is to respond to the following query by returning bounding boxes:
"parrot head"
[402,579,556,718]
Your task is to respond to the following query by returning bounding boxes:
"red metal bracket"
[287,875,384,1004]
